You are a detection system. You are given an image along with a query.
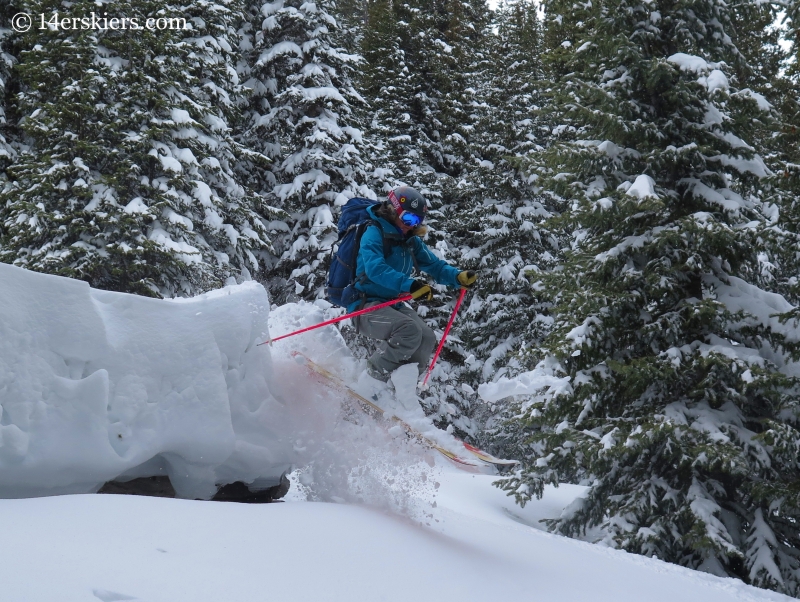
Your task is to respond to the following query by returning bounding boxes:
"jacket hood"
[367,205,402,235]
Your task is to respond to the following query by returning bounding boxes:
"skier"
[349,186,477,382]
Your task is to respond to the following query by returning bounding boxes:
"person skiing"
[349,186,477,382]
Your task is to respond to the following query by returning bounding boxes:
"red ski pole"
[258,294,414,346]
[421,287,467,389]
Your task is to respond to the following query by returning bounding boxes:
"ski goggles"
[399,211,423,227]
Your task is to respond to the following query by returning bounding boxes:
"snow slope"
[0,472,791,602]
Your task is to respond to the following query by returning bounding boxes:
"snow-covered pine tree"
[782,0,800,208]
[538,0,588,81]
[242,0,370,303]
[470,0,544,194]
[358,0,414,191]
[331,0,368,53]
[460,0,548,243]
[714,0,795,306]
[0,6,16,182]
[790,0,800,63]
[761,1,800,304]
[1,0,272,296]
[497,0,800,594]
[424,0,559,438]
[360,0,491,193]
[723,0,785,197]
[435,0,492,186]
[358,0,450,196]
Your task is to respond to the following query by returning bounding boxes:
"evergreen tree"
[358,0,416,191]
[359,0,448,196]
[426,0,558,438]
[242,0,370,303]
[498,0,800,594]
[333,0,368,53]
[436,0,492,185]
[0,6,18,184]
[471,0,543,196]
[764,0,800,304]
[462,0,548,229]
[0,0,272,296]
[724,0,786,206]
[360,0,491,195]
[784,0,800,189]
[395,0,452,185]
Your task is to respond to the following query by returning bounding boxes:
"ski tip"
[461,442,520,467]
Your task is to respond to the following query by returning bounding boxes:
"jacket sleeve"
[359,225,416,294]
[412,238,461,288]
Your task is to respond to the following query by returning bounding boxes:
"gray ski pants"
[354,302,437,375]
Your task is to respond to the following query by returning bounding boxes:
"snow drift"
[0,263,470,507]
[0,264,294,499]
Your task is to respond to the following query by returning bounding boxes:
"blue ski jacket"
[348,205,461,312]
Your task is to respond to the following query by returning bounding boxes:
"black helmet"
[388,186,428,219]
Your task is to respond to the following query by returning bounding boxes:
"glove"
[457,270,478,288]
[409,280,433,302]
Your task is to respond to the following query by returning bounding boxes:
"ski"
[293,352,482,468]
[461,442,518,468]
[292,352,517,471]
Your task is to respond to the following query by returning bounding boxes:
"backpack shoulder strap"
[361,219,395,259]
[372,222,419,272]
[405,237,420,273]
[355,220,415,276]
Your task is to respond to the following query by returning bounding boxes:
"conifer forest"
[2,0,800,595]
